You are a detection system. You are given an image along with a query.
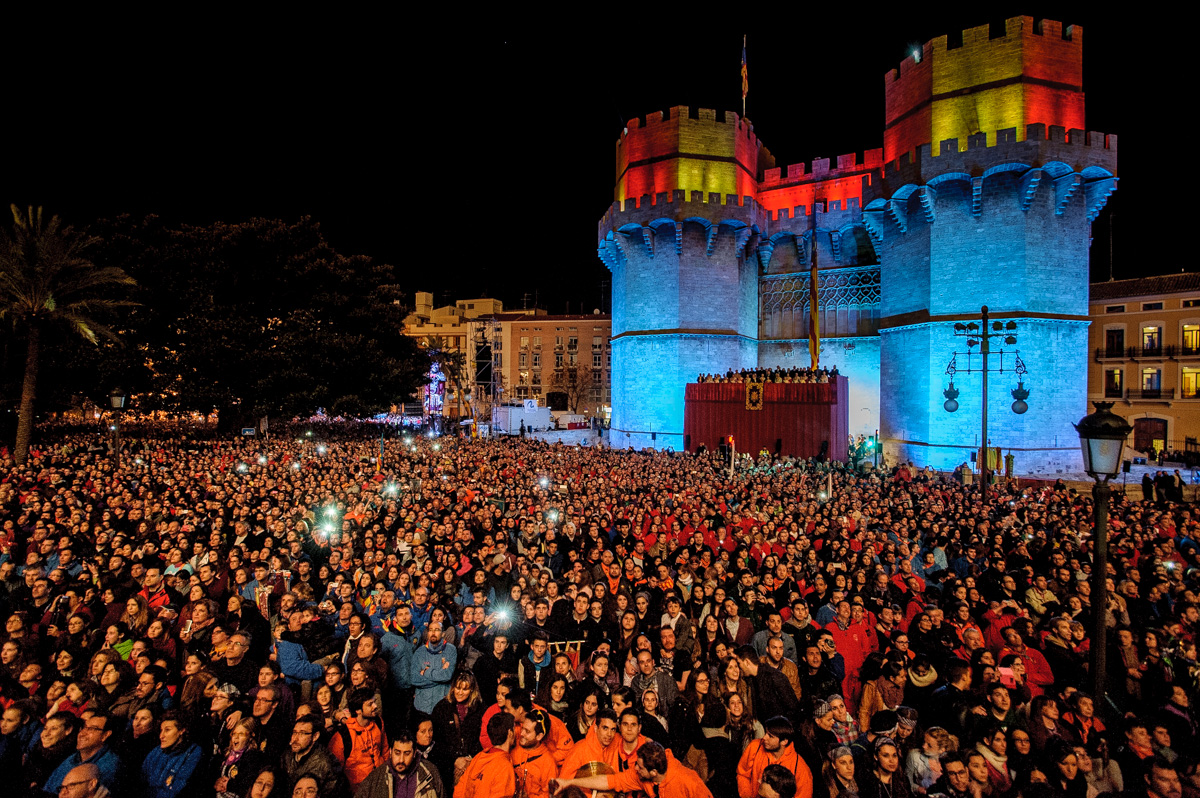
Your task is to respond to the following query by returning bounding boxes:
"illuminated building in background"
[1088,275,1200,459]
[598,17,1117,472]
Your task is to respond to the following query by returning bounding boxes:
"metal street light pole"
[1075,401,1132,700]
[1089,478,1111,698]
[944,307,1025,505]
[109,388,126,472]
[980,306,989,504]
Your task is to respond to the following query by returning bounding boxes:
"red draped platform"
[684,377,849,461]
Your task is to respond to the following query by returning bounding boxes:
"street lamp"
[943,306,1027,502]
[109,388,126,470]
[1074,401,1132,699]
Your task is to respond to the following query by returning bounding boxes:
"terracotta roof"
[1091,273,1200,302]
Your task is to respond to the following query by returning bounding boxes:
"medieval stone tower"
[597,17,1118,472]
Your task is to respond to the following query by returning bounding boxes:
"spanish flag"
[741,36,749,109]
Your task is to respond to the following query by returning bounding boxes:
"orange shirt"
[606,734,649,776]
[604,751,714,798]
[512,743,559,798]
[560,725,617,779]
[736,740,812,798]
[454,748,516,798]
[536,703,575,767]
[328,717,388,789]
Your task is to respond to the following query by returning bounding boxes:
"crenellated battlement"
[760,149,884,187]
[885,16,1080,85]
[877,123,1116,197]
[598,189,767,245]
[883,16,1086,163]
[617,106,764,151]
[614,105,774,207]
[766,197,864,231]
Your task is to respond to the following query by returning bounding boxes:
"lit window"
[1184,325,1200,354]
[1143,326,1162,353]
[1184,368,1200,399]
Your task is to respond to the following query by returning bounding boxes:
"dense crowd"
[0,428,1198,798]
[696,367,841,384]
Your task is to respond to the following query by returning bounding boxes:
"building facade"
[466,312,613,419]
[598,17,1118,473]
[1088,275,1200,459]
[403,293,511,417]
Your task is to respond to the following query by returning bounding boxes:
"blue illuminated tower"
[596,18,1119,472]
[597,108,771,450]
[868,17,1117,472]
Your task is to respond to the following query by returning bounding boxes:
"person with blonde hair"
[431,670,485,785]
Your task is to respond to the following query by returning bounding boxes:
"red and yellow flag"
[741,36,749,105]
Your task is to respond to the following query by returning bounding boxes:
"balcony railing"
[1099,345,1200,360]
[1127,387,1175,400]
[1104,387,1124,399]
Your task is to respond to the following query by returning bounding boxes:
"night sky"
[6,10,1161,314]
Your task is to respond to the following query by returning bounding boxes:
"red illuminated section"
[884,16,1085,161]
[615,106,773,206]
[755,151,882,215]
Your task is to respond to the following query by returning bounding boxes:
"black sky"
[5,10,1163,314]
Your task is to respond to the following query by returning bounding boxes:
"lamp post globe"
[1074,401,1133,480]
[109,388,127,471]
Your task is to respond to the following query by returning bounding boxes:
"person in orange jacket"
[506,690,575,767]
[512,709,559,798]
[455,712,517,798]
[737,716,813,798]
[606,707,650,776]
[553,740,713,798]
[328,689,388,790]
[558,709,619,779]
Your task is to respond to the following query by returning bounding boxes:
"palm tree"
[0,205,135,464]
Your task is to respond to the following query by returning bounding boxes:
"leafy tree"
[81,215,429,425]
[0,206,135,463]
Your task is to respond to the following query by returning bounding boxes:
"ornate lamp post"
[1074,401,1132,699]
[942,306,1028,502]
[109,388,126,470]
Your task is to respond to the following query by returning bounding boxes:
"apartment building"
[1088,274,1200,457]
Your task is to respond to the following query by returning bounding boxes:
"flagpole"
[741,35,748,119]
[809,201,820,369]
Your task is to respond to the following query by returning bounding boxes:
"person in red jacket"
[722,598,755,647]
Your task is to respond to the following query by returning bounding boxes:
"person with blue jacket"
[141,710,204,798]
[272,623,325,688]
[43,710,122,795]
[411,621,456,715]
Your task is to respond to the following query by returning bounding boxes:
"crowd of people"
[0,426,1198,798]
[696,367,841,384]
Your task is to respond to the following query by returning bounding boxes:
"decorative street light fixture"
[1074,401,1133,699]
[942,306,1028,502]
[109,388,127,471]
